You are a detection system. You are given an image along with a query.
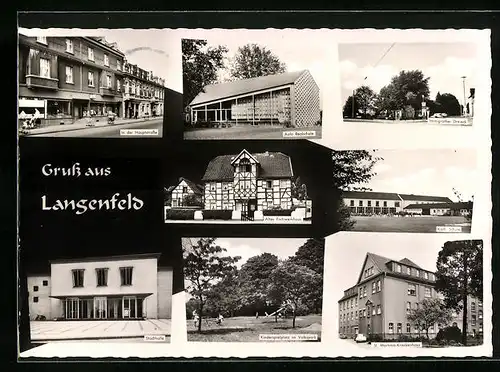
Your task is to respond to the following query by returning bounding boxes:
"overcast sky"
[188,30,333,110]
[338,42,479,107]
[351,149,477,201]
[328,233,467,302]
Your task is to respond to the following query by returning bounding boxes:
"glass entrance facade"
[63,296,144,320]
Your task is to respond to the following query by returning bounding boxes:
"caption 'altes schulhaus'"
[18,34,166,128]
[338,253,482,340]
[27,254,172,321]
[165,149,312,221]
[186,70,321,128]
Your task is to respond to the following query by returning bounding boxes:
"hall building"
[342,191,453,215]
[338,252,482,340]
[404,201,473,216]
[18,33,165,128]
[187,70,321,128]
[27,253,172,321]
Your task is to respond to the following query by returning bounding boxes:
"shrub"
[202,210,233,220]
[397,334,412,342]
[165,209,195,220]
[436,326,462,343]
[263,209,295,216]
[367,334,383,342]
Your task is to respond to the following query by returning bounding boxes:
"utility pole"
[461,76,467,116]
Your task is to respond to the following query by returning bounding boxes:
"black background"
[6,8,499,366]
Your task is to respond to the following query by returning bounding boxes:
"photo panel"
[322,233,492,357]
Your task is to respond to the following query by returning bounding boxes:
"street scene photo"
[25,253,172,344]
[334,149,476,233]
[331,234,483,349]
[182,30,328,140]
[183,237,324,342]
[18,29,167,138]
[164,149,312,224]
[339,42,478,126]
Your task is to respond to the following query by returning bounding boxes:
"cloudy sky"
[351,149,477,201]
[339,42,479,107]
[328,233,467,302]
[189,30,333,109]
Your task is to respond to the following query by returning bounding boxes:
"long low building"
[188,70,321,128]
[404,201,473,216]
[342,191,454,215]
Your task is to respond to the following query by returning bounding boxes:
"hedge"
[263,209,295,216]
[202,210,233,220]
[165,209,195,220]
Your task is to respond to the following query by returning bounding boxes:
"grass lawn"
[184,126,322,140]
[187,315,322,342]
[350,216,472,233]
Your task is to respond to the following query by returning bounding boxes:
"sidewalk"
[19,116,163,136]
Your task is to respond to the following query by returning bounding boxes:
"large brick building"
[338,252,482,340]
[27,253,172,321]
[18,34,165,127]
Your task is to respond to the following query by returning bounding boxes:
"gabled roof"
[202,151,293,182]
[342,191,401,201]
[189,70,307,106]
[399,258,422,269]
[404,201,473,210]
[178,177,203,195]
[398,194,453,203]
[230,149,259,165]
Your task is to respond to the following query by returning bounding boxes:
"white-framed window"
[104,54,109,66]
[117,79,121,92]
[65,38,73,53]
[372,307,376,316]
[406,302,411,314]
[388,322,394,333]
[117,59,121,71]
[424,287,431,298]
[408,283,417,296]
[424,272,429,280]
[65,66,73,83]
[376,280,381,292]
[363,286,367,297]
[88,47,94,61]
[396,264,402,273]
[377,305,381,315]
[397,323,402,333]
[106,75,112,88]
[406,267,411,275]
[88,71,94,87]
[36,36,47,44]
[372,282,376,294]
[39,58,50,78]
[406,323,411,333]
[415,269,420,277]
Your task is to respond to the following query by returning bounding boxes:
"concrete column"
[205,105,208,121]
[235,98,238,125]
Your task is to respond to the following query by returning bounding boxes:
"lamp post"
[461,76,467,116]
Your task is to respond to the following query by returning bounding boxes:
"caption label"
[120,129,159,136]
[371,342,423,348]
[144,335,167,342]
[283,131,316,138]
[436,226,463,233]
[259,334,318,341]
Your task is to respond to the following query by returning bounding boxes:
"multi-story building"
[18,33,165,127]
[338,252,482,340]
[342,191,453,215]
[27,253,172,321]
[168,177,203,207]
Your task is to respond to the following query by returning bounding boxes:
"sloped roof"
[189,70,307,106]
[399,258,422,269]
[202,151,293,182]
[404,201,473,210]
[342,191,401,201]
[398,194,453,202]
[179,177,203,195]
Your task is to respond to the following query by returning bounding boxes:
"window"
[367,200,372,206]
[33,296,39,303]
[389,323,394,333]
[408,283,417,296]
[406,323,411,333]
[33,285,39,292]
[424,272,429,280]
[377,305,381,315]
[182,186,188,193]
[397,323,402,333]
[120,267,133,286]
[65,66,73,83]
[117,79,121,92]
[42,280,48,286]
[472,315,477,326]
[406,302,411,314]
[383,201,387,207]
[429,273,435,281]
[363,286,367,297]
[104,54,109,66]
[372,282,376,294]
[40,58,50,78]
[376,280,381,292]
[359,200,363,206]
[363,309,366,317]
[96,268,108,287]
[395,201,400,207]
[88,71,95,87]
[479,310,483,319]
[359,288,363,299]
[240,159,251,173]
[65,38,73,53]
[88,47,94,61]
[372,307,376,316]
[375,201,380,207]
[471,302,476,311]
[106,75,112,88]
[406,267,411,275]
[72,269,84,287]
[415,269,420,277]
[424,287,431,298]
[396,264,401,273]
[117,60,121,71]
[36,36,47,44]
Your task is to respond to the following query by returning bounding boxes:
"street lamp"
[461,76,467,116]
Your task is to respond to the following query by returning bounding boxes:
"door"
[65,298,79,319]
[123,296,137,319]
[107,298,121,319]
[248,200,257,218]
[94,297,107,319]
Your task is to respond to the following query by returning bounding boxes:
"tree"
[268,260,322,328]
[205,271,243,318]
[238,253,279,310]
[435,240,483,345]
[355,85,377,117]
[435,93,461,116]
[291,176,308,201]
[289,239,325,313]
[376,84,399,116]
[229,43,286,80]
[183,193,203,207]
[183,238,241,331]
[182,39,228,108]
[342,94,361,118]
[407,298,453,340]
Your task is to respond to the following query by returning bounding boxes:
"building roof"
[49,253,162,264]
[202,151,294,182]
[189,70,307,106]
[398,194,453,202]
[178,177,203,195]
[404,201,473,210]
[342,191,401,201]
[399,258,422,269]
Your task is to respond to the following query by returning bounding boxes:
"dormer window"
[396,264,401,273]
[239,158,251,173]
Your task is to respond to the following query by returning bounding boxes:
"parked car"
[355,333,367,343]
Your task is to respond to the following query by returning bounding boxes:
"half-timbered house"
[169,177,203,207]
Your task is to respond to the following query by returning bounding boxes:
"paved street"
[184,126,322,140]
[27,118,163,138]
[30,319,171,342]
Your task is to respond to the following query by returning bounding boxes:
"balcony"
[26,75,59,90]
[99,86,115,96]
